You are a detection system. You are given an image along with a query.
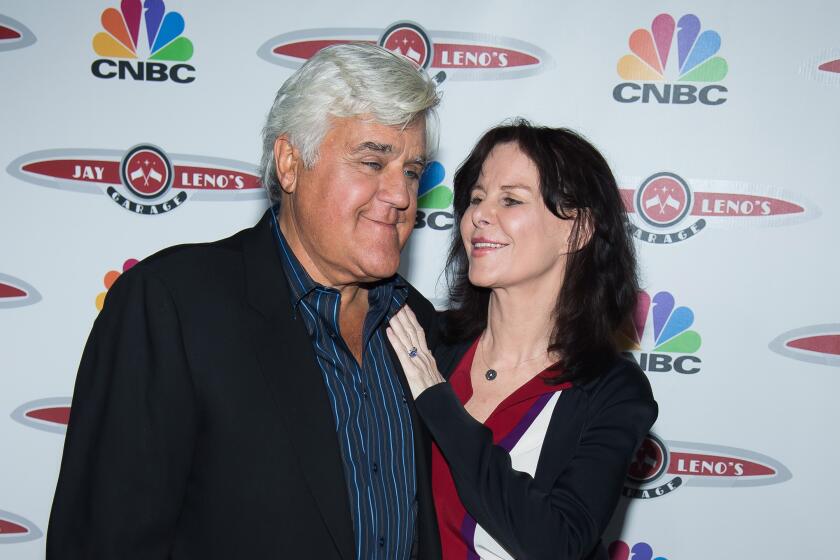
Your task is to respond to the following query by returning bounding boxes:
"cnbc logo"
[91,0,195,83]
[414,161,454,231]
[614,13,728,105]
[623,290,702,374]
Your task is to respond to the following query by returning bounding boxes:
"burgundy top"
[431,338,570,559]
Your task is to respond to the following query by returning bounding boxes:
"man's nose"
[379,167,412,209]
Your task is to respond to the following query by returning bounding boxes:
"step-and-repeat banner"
[2,1,838,558]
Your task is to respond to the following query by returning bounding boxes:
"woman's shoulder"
[575,354,655,408]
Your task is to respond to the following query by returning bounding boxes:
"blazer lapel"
[243,211,355,560]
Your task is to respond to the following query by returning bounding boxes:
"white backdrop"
[2,1,839,558]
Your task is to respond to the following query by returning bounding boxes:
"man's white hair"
[260,42,441,203]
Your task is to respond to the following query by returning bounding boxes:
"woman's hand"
[386,305,445,399]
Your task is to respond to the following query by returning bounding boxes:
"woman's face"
[460,142,575,291]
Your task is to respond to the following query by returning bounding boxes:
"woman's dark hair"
[442,119,639,384]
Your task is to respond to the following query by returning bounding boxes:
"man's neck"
[278,207,366,298]
[278,207,370,362]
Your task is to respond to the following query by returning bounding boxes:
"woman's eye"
[404,169,420,180]
[502,197,522,206]
[469,196,483,205]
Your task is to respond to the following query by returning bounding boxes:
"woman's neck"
[482,282,559,365]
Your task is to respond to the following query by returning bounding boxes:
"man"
[47,43,441,559]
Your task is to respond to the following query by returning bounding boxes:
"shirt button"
[372,462,378,473]
[402,396,408,404]
[378,537,385,547]
[362,389,369,399]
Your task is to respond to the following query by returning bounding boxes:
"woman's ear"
[273,135,300,194]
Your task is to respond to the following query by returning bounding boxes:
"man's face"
[280,116,427,286]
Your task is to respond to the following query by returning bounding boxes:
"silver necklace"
[477,337,548,381]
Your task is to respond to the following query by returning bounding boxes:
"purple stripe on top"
[459,392,557,558]
[498,392,554,452]
[461,514,481,560]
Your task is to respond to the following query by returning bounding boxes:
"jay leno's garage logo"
[0,14,36,52]
[8,144,263,215]
[11,398,71,435]
[0,274,41,309]
[0,510,42,545]
[770,325,840,367]
[258,20,551,83]
[623,433,791,499]
[619,172,816,244]
[799,47,840,88]
[3,399,70,543]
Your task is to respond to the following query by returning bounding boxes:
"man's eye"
[404,169,420,180]
[363,161,382,170]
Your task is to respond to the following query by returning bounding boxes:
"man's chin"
[356,254,400,282]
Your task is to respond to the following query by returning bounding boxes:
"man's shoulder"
[397,277,442,352]
[401,278,435,322]
[123,221,257,290]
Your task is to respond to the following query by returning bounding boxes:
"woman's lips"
[470,238,509,256]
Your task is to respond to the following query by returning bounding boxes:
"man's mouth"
[362,214,403,226]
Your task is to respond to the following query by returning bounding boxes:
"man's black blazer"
[47,210,442,559]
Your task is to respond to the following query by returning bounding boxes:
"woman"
[387,120,658,560]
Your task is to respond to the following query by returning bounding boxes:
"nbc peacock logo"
[622,290,702,375]
[90,0,195,83]
[609,540,669,560]
[613,13,728,105]
[96,259,139,310]
[414,161,454,231]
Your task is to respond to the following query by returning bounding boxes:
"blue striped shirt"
[270,211,416,560]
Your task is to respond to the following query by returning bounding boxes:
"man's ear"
[273,135,301,194]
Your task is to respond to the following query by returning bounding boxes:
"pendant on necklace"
[485,369,497,381]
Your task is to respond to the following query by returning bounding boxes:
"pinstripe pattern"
[270,212,416,560]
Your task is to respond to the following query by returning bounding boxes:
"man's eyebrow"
[351,141,393,154]
[351,142,427,167]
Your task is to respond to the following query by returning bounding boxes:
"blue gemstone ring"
[408,346,418,358]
